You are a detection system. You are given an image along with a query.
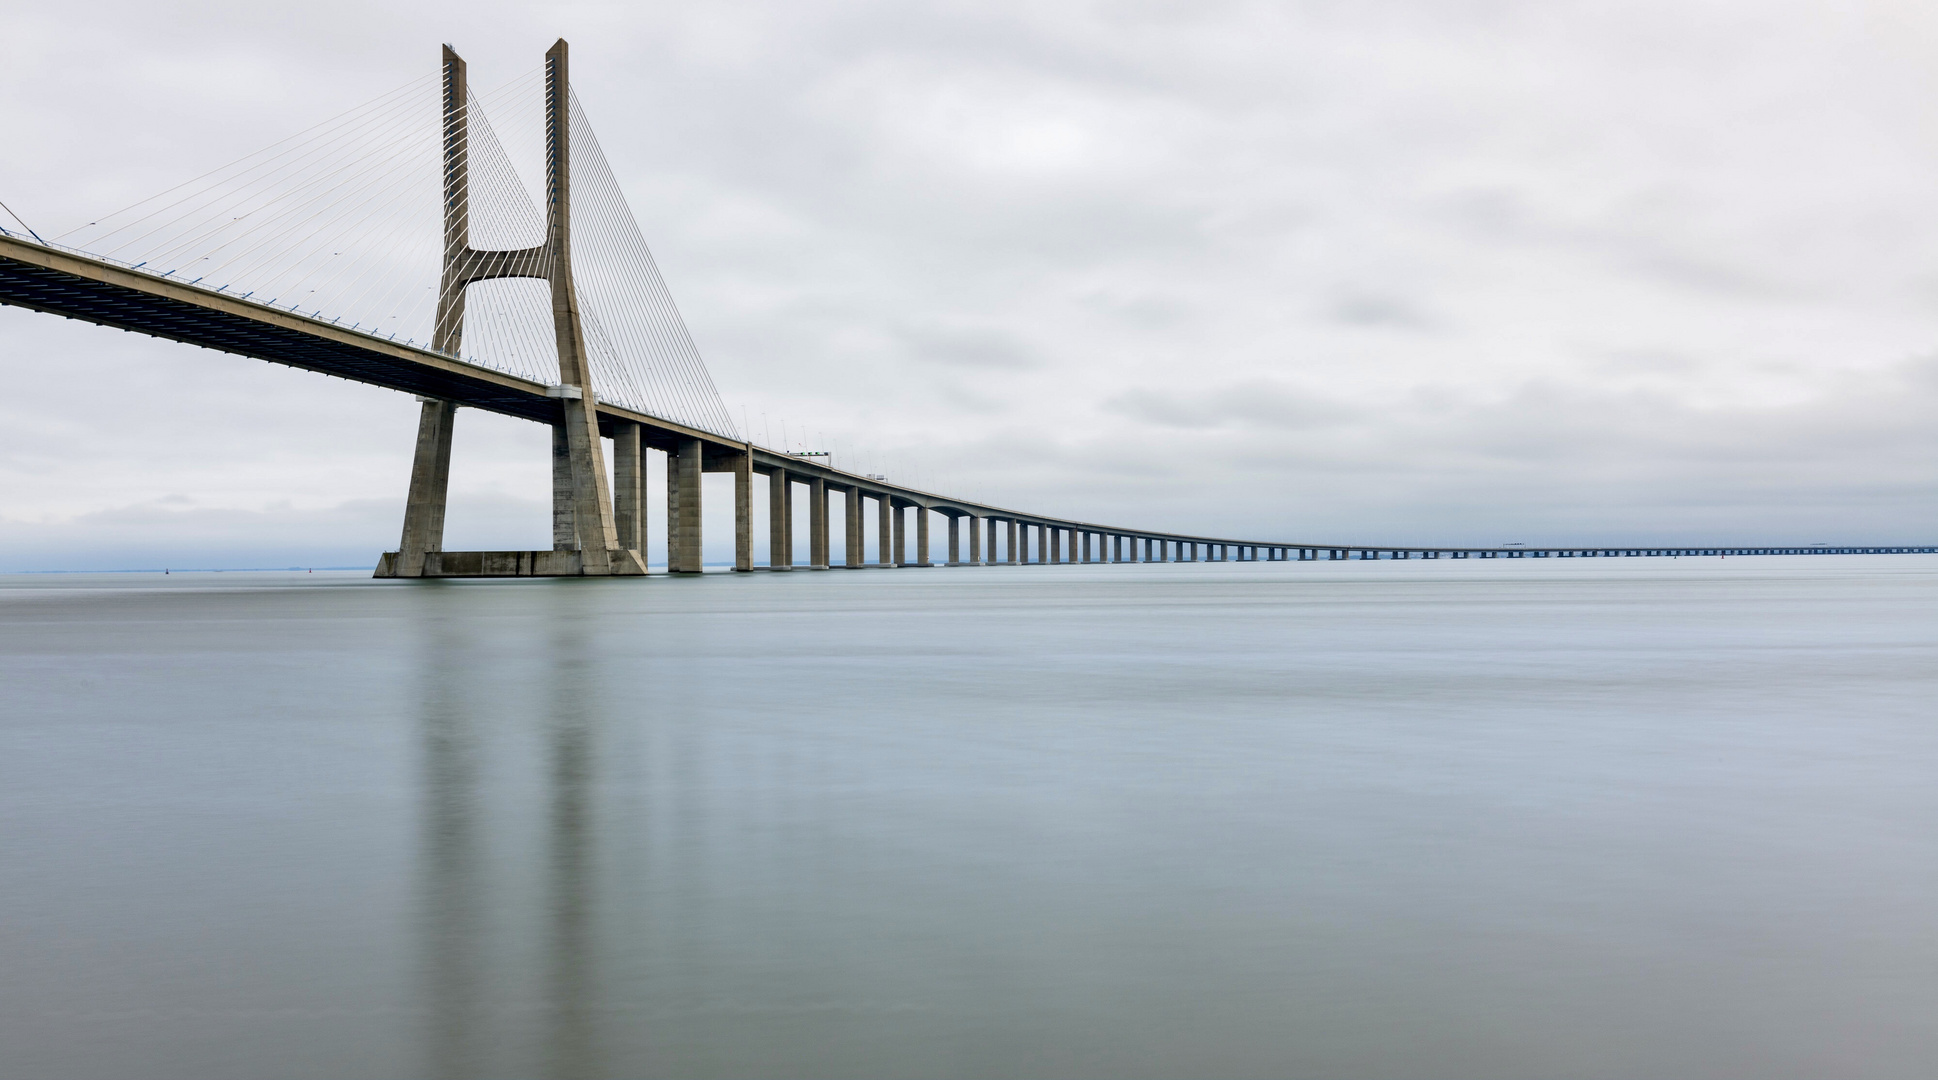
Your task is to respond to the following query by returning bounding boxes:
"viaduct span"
[1,43,1929,574]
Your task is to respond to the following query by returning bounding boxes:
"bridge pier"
[916,506,931,566]
[968,515,983,565]
[672,439,703,572]
[845,485,863,567]
[613,422,643,556]
[877,493,893,567]
[768,468,791,570]
[734,448,752,571]
[810,477,829,569]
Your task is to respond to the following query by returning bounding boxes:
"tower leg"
[561,401,616,574]
[551,424,576,551]
[395,398,457,577]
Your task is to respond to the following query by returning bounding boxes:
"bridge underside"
[0,250,565,423]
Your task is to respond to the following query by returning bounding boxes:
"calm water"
[2,557,1935,1079]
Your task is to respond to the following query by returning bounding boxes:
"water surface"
[3,557,1935,1079]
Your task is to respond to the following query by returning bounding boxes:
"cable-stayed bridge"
[1,41,1929,574]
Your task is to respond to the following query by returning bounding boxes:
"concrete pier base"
[376,549,648,577]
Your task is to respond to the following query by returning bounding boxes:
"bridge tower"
[391,40,642,577]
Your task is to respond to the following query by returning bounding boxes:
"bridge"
[2,42,1929,575]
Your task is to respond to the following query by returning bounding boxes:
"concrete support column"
[892,502,906,566]
[552,424,577,550]
[674,438,703,572]
[1083,532,1093,563]
[845,486,863,567]
[1037,524,1049,564]
[877,494,892,567]
[733,448,752,571]
[948,515,960,566]
[664,445,679,566]
[810,477,829,569]
[968,516,982,565]
[396,398,457,577]
[768,469,791,569]
[916,507,931,566]
[612,421,642,555]
[1008,520,1019,565]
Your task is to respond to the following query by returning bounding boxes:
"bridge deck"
[4,232,1930,563]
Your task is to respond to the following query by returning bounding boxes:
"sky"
[3,0,1937,569]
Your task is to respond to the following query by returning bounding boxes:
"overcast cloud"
[3,0,1936,569]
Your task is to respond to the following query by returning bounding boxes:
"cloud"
[2,0,1937,568]
[895,319,1045,371]
[1105,381,1362,432]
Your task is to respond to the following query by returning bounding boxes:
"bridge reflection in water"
[417,589,609,1079]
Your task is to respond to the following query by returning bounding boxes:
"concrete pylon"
[388,41,640,576]
[543,40,620,572]
[876,494,892,567]
[393,45,472,578]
